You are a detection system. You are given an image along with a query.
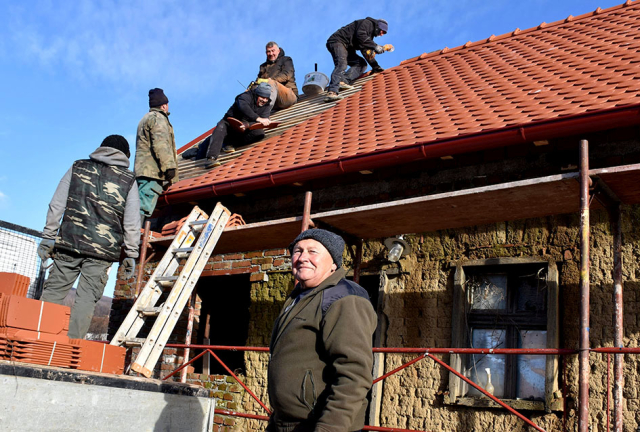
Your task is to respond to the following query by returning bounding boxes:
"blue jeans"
[326,42,368,93]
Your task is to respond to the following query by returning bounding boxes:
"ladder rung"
[173,247,194,254]
[137,306,162,316]
[190,220,206,230]
[155,275,178,287]
[124,337,146,347]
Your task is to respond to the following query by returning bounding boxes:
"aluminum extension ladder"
[111,203,231,377]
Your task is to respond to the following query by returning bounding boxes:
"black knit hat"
[378,19,388,33]
[288,229,345,268]
[149,88,169,108]
[100,134,130,158]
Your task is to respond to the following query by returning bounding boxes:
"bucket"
[302,71,329,96]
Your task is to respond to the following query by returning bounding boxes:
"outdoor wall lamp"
[384,235,411,262]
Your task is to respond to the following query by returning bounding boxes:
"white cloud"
[4,0,481,96]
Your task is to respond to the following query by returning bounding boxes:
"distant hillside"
[62,289,112,336]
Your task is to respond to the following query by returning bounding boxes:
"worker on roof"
[134,88,179,222]
[267,229,377,432]
[254,41,298,111]
[325,17,389,102]
[37,135,140,340]
[199,82,273,168]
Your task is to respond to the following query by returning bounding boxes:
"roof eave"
[162,104,640,206]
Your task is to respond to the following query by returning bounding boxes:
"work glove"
[165,168,176,182]
[37,239,55,261]
[374,44,385,54]
[122,258,136,280]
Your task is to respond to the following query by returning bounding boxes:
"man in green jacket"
[134,88,179,221]
[267,229,377,432]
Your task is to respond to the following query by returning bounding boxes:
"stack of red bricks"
[0,272,126,374]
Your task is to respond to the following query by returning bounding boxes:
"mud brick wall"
[185,374,244,431]
[374,208,640,432]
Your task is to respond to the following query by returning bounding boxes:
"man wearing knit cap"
[267,229,377,432]
[325,17,390,102]
[134,88,179,222]
[38,135,141,339]
[199,82,273,168]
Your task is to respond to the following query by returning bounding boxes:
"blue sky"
[0,0,624,295]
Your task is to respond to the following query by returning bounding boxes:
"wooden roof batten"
[150,163,640,254]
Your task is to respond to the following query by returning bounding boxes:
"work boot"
[324,91,342,103]
[339,82,355,91]
[205,157,221,168]
[222,145,236,154]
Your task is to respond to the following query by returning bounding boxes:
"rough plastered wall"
[376,206,640,432]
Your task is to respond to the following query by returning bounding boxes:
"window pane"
[470,274,507,310]
[517,330,547,400]
[468,329,505,398]
[516,270,547,313]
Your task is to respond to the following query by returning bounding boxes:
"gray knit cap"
[255,82,272,98]
[288,229,345,268]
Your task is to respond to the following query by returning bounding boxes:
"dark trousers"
[201,118,265,160]
[326,42,368,93]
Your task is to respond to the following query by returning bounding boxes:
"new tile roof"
[164,1,640,204]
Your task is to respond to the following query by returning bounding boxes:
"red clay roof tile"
[166,1,640,203]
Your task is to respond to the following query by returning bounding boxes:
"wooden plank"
[152,173,586,255]
[546,261,561,412]
[449,264,468,402]
[369,272,389,427]
[592,163,640,205]
[313,173,581,239]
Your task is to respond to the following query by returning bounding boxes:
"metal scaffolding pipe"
[427,353,546,432]
[180,290,198,383]
[611,203,624,432]
[301,191,312,232]
[135,220,151,298]
[578,139,591,432]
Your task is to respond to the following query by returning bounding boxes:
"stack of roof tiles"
[0,273,126,374]
[160,212,246,237]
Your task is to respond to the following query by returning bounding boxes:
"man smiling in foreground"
[267,229,377,432]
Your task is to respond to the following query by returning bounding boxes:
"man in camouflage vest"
[134,88,179,221]
[37,135,141,339]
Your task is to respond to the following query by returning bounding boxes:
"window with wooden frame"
[447,258,561,411]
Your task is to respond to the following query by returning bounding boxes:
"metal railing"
[156,343,640,432]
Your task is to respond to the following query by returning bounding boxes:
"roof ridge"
[400,0,637,66]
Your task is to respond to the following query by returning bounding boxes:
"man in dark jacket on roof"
[37,135,140,339]
[325,17,389,102]
[257,41,298,110]
[199,82,273,168]
[266,229,378,432]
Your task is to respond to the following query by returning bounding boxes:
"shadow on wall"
[154,391,210,432]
